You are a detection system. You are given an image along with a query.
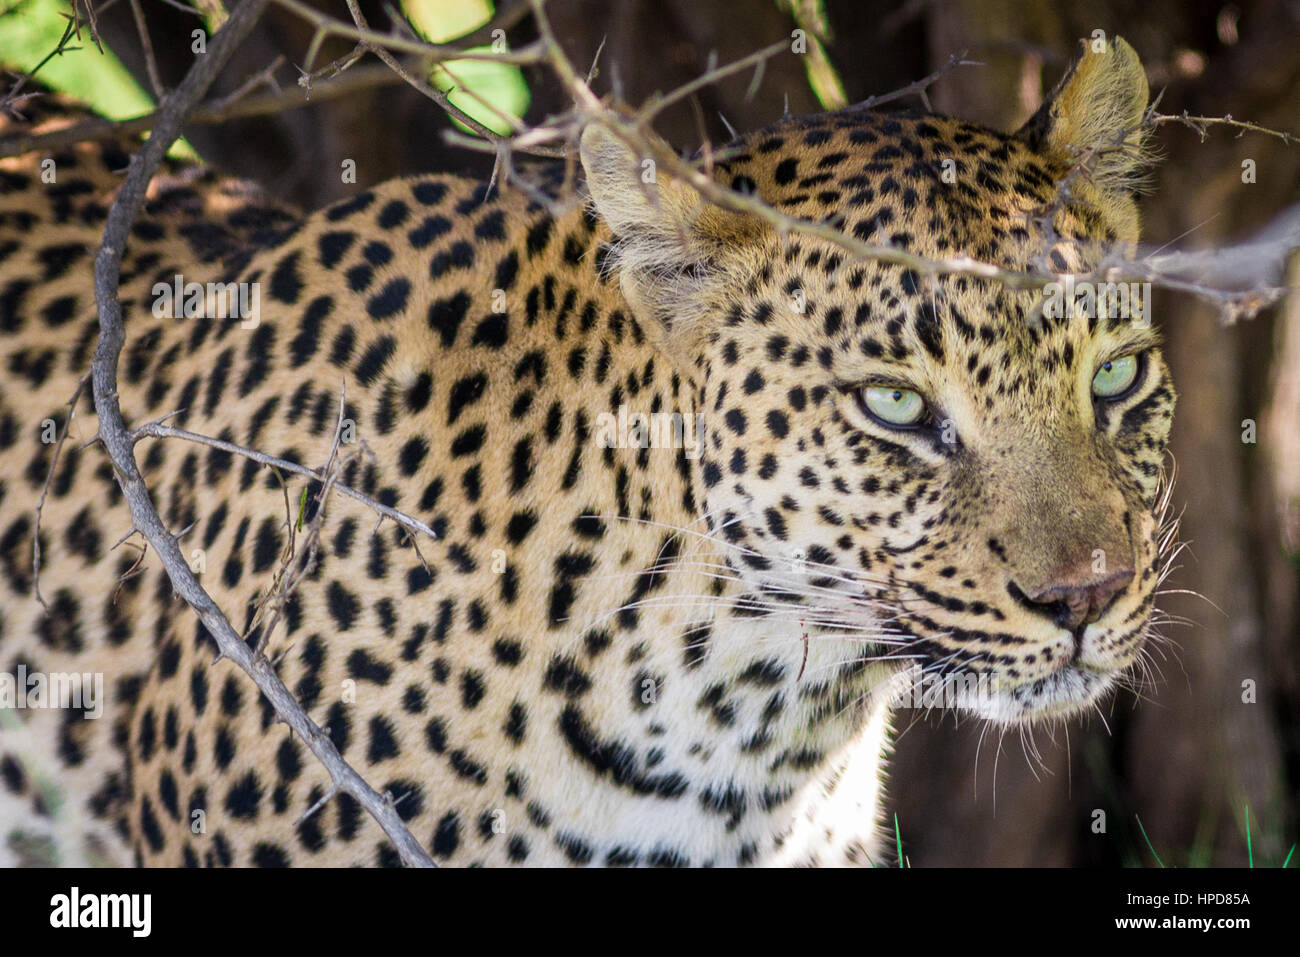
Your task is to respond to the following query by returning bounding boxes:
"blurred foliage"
[779,0,847,109]
[0,0,153,119]
[401,0,529,135]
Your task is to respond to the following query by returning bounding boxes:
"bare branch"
[844,51,983,113]
[209,55,287,112]
[0,62,403,159]
[270,0,543,66]
[128,0,165,99]
[88,0,435,868]
[246,388,352,654]
[333,0,560,156]
[1151,110,1298,145]
[129,419,438,543]
[634,38,791,126]
[32,373,90,610]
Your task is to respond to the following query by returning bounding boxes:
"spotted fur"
[0,38,1173,867]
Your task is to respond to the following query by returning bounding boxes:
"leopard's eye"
[860,385,927,427]
[1091,354,1140,399]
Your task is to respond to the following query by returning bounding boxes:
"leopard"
[0,35,1174,867]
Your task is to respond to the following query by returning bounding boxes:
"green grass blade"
[1134,815,1165,868]
[1244,806,1252,868]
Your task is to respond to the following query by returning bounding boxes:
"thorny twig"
[245,389,351,653]
[0,61,403,159]
[334,0,562,156]
[127,417,439,544]
[1,0,106,112]
[1151,110,1298,145]
[271,0,542,68]
[209,55,287,112]
[844,50,983,113]
[127,0,165,99]
[32,373,90,611]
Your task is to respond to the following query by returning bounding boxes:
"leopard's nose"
[1015,565,1134,630]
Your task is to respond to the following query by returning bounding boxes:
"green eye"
[860,385,927,427]
[1091,354,1140,398]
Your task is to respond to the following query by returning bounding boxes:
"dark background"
[81,0,1300,866]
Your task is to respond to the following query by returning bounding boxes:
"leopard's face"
[689,229,1174,724]
[582,39,1172,723]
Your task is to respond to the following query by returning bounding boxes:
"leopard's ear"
[1017,36,1151,196]
[580,123,768,356]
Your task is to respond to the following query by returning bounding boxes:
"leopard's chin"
[957,665,1121,725]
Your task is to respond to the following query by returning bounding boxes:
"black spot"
[276,739,303,781]
[432,811,460,858]
[451,424,486,457]
[347,649,393,685]
[326,580,361,630]
[504,701,528,743]
[317,231,355,268]
[412,181,447,205]
[398,437,430,475]
[461,671,486,708]
[326,191,375,221]
[269,250,303,303]
[139,797,164,852]
[366,278,410,321]
[354,335,396,385]
[428,291,471,347]
[378,200,409,228]
[495,250,519,290]
[506,511,537,544]
[544,655,592,697]
[367,716,401,763]
[475,210,506,240]
[526,218,553,257]
[252,843,290,867]
[409,215,451,248]
[472,313,509,349]
[225,771,264,819]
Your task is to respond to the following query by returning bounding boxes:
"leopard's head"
[581,37,1174,722]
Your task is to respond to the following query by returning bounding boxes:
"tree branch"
[0,61,403,159]
[88,0,435,869]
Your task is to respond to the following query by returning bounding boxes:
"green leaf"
[0,0,198,160]
[400,0,530,137]
[430,52,529,136]
[401,0,494,43]
[779,0,848,110]
[0,0,153,120]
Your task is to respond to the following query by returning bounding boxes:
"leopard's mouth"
[886,656,1125,724]
[886,614,1148,724]
[952,663,1120,723]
